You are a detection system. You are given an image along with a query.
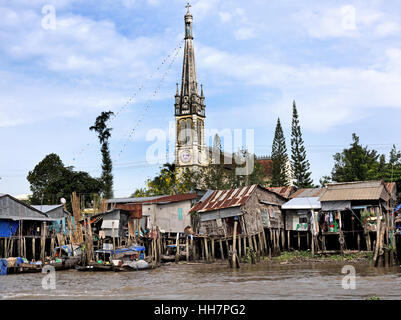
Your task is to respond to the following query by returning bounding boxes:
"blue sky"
[1,0,401,198]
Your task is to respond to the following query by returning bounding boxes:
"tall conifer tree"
[271,118,290,186]
[291,101,313,188]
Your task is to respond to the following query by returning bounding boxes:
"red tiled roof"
[267,186,296,199]
[142,193,196,204]
[189,185,259,213]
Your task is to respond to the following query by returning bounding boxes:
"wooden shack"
[189,184,287,259]
[281,188,324,252]
[318,180,396,254]
[0,194,57,261]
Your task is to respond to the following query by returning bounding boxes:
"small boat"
[76,245,149,272]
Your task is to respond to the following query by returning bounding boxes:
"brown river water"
[1,262,400,300]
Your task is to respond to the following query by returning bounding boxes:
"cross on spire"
[186,3,191,13]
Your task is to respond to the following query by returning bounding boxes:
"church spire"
[181,2,198,97]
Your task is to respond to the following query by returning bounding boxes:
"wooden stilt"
[204,237,210,263]
[262,229,268,256]
[238,235,242,259]
[232,221,238,268]
[287,230,290,250]
[281,229,285,251]
[201,238,205,261]
[211,238,215,261]
[258,233,264,255]
[175,232,180,263]
[50,236,55,258]
[32,237,36,261]
[219,239,224,260]
[307,232,310,249]
[357,233,361,251]
[40,222,46,262]
[298,231,301,250]
[186,236,189,262]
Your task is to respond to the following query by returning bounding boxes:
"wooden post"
[175,232,180,263]
[238,235,242,259]
[157,228,162,265]
[211,238,215,261]
[40,222,46,262]
[373,214,382,265]
[186,236,189,262]
[258,233,264,255]
[204,237,210,263]
[32,237,36,261]
[3,238,7,258]
[357,233,361,251]
[297,231,301,250]
[50,236,55,258]
[112,221,116,258]
[232,221,238,268]
[262,229,268,256]
[287,230,290,250]
[311,231,315,256]
[190,237,194,261]
[219,239,224,260]
[201,238,205,261]
[307,232,310,249]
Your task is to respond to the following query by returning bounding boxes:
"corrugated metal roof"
[107,195,166,204]
[189,185,258,213]
[267,186,296,199]
[319,181,390,202]
[289,188,325,199]
[282,197,321,210]
[141,193,196,204]
[32,204,64,213]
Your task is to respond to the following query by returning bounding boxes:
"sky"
[1,0,401,198]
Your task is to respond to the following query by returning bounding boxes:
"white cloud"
[196,44,401,132]
[234,27,254,40]
[218,12,232,23]
[375,21,400,37]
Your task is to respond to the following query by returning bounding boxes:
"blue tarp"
[0,259,7,275]
[0,220,19,238]
[392,204,401,215]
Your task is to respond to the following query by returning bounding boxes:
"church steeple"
[175,3,205,117]
[175,4,207,169]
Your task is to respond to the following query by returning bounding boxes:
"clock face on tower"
[180,150,191,163]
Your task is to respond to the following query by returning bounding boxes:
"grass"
[272,250,373,263]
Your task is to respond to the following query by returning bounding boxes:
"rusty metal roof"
[189,185,259,213]
[142,193,196,204]
[267,186,296,199]
[319,181,390,202]
[289,188,325,199]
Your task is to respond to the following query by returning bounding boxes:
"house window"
[178,208,183,220]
